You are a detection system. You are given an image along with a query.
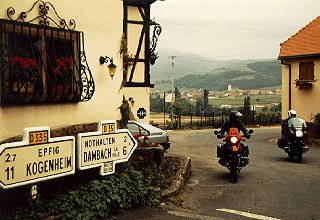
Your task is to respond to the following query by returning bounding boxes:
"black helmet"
[230,110,242,122]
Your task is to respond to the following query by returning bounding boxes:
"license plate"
[231,146,239,152]
[29,131,48,145]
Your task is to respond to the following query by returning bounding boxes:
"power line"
[206,33,292,56]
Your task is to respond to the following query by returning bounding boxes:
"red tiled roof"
[279,16,320,59]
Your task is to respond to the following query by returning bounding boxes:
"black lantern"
[99,56,117,79]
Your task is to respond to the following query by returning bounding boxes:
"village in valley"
[154,85,282,110]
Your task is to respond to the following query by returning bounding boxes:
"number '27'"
[5,153,16,163]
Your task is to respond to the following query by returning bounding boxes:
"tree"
[204,89,209,112]
[242,95,251,124]
[195,98,204,116]
[175,87,181,101]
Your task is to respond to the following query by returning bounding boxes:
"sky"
[151,0,320,60]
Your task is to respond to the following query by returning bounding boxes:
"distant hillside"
[154,60,281,91]
[150,48,263,82]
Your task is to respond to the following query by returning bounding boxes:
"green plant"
[313,113,320,138]
[119,34,137,90]
[6,163,160,220]
[119,96,131,128]
[313,113,320,127]
[255,111,281,126]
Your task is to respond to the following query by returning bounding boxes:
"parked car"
[127,120,170,150]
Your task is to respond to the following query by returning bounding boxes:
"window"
[127,123,150,136]
[299,61,314,81]
[127,123,140,136]
[0,19,94,106]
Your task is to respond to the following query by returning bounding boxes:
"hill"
[176,60,281,91]
[153,59,281,91]
[150,48,262,82]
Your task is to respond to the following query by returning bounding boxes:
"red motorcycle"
[214,128,253,183]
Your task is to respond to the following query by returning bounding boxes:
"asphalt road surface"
[109,126,320,220]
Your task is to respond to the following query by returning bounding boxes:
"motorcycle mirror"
[248,129,254,134]
[302,123,308,131]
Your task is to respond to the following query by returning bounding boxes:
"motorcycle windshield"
[288,117,307,130]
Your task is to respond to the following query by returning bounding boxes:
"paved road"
[109,127,320,220]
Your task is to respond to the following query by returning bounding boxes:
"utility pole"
[168,56,177,126]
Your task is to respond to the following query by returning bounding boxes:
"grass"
[209,94,281,108]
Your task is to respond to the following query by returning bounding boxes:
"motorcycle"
[277,117,309,163]
[214,128,253,183]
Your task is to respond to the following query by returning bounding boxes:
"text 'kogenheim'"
[27,146,72,176]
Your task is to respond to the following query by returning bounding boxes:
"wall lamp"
[129,97,135,106]
[99,56,117,79]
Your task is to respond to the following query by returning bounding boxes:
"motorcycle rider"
[281,110,297,146]
[218,110,251,166]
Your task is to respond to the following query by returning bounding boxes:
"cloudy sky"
[152,0,320,60]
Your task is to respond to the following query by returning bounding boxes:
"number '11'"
[5,167,14,180]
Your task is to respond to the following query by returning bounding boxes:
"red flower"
[64,57,73,68]
[20,59,29,70]
[10,56,19,65]
[27,58,37,68]
[53,68,62,75]
[10,56,37,70]
[56,58,67,68]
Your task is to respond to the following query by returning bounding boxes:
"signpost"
[77,120,137,176]
[0,126,75,189]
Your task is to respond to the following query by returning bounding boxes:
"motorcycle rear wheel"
[230,157,238,183]
[288,152,294,161]
[297,152,302,163]
[231,167,237,183]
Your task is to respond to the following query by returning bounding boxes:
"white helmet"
[288,110,297,118]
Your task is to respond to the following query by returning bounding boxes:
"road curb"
[161,155,192,199]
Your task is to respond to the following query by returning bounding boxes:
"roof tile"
[279,16,320,58]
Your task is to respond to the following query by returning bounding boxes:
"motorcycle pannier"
[277,138,286,149]
[217,144,223,158]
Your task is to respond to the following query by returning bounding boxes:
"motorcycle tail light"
[230,136,238,144]
[231,146,238,152]
[296,130,303,137]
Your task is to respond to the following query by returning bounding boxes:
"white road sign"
[0,126,75,189]
[77,120,137,176]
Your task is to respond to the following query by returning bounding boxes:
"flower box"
[295,79,315,91]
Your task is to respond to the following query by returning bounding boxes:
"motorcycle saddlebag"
[277,138,285,149]
[217,144,224,158]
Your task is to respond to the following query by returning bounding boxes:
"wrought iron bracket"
[7,0,76,30]
[149,20,162,65]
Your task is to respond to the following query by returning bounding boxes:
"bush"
[312,113,320,138]
[255,111,281,126]
[313,113,320,127]
[5,163,160,220]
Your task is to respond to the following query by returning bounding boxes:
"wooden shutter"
[299,62,314,80]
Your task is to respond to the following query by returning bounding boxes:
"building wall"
[281,64,290,120]
[0,0,151,141]
[281,59,320,122]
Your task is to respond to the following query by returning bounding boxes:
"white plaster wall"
[281,59,320,122]
[0,0,151,140]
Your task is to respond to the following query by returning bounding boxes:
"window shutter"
[307,62,314,80]
[299,62,314,80]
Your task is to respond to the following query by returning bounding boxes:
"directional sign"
[0,127,75,189]
[77,120,137,176]
[137,108,147,119]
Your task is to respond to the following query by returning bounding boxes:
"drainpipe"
[281,60,292,110]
